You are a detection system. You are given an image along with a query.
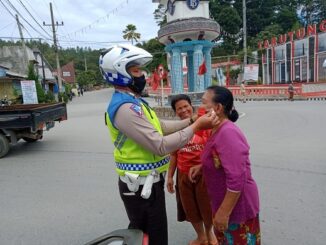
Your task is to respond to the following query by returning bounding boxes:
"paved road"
[0,88,325,245]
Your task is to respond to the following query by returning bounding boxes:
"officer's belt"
[120,173,161,186]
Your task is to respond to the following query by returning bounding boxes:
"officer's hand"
[167,177,175,194]
[191,109,219,132]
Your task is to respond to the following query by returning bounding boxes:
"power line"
[16,0,52,38]
[0,0,16,18]
[3,0,50,39]
[21,23,34,38]
[0,22,14,31]
[61,0,130,39]
[22,0,45,22]
[52,1,73,43]
[0,0,32,39]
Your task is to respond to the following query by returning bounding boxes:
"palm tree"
[122,24,141,45]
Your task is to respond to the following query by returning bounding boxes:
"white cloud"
[0,0,160,49]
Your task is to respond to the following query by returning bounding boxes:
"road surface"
[0,88,325,245]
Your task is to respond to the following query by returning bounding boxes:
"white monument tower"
[153,0,220,94]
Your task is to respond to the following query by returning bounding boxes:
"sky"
[0,0,160,49]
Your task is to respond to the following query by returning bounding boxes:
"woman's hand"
[213,208,230,233]
[166,176,175,194]
[188,165,202,183]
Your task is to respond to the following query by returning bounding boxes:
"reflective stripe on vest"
[116,156,170,172]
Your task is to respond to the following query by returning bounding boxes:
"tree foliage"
[137,38,166,72]
[122,24,141,45]
[153,4,167,27]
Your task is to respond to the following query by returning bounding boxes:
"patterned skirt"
[215,215,260,245]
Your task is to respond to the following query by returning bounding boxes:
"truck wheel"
[0,134,10,158]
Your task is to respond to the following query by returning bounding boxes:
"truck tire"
[0,134,10,158]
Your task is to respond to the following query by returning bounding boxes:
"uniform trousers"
[118,176,167,245]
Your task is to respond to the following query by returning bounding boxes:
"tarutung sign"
[258,20,326,49]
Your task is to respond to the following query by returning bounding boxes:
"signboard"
[21,80,38,104]
[243,64,259,81]
[63,71,71,77]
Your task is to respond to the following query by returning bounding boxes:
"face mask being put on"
[128,75,146,94]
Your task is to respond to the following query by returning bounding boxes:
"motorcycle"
[85,229,148,245]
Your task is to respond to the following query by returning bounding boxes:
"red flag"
[198,60,207,75]
[152,72,160,91]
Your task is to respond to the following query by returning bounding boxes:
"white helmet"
[99,44,153,86]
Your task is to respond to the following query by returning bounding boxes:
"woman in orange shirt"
[167,94,217,245]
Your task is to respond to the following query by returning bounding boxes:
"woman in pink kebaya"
[189,86,260,245]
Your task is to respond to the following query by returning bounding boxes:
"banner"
[243,64,259,81]
[21,80,38,104]
[216,68,226,86]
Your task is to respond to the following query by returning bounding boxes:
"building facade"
[259,20,326,84]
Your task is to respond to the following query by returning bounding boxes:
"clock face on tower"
[186,0,200,10]
[167,0,175,15]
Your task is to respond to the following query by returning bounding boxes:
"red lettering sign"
[320,20,326,32]
[258,41,263,50]
[271,37,277,47]
[288,31,294,41]
[278,34,287,44]
[257,19,326,49]
[307,24,317,36]
[296,28,306,39]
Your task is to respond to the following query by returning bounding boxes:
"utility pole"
[15,14,28,70]
[243,0,247,66]
[43,2,64,92]
[84,56,87,71]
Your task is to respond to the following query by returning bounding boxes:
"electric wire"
[3,0,50,39]
[16,0,52,38]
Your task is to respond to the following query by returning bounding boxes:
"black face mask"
[128,75,146,94]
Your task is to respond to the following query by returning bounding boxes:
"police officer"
[99,44,218,245]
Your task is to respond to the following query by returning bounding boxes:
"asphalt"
[0,88,325,245]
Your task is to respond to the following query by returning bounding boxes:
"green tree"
[137,38,166,72]
[76,70,98,87]
[123,24,141,45]
[153,4,167,27]
[299,0,326,25]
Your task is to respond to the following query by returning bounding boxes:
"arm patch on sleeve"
[129,104,143,117]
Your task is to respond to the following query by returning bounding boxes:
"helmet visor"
[126,57,152,69]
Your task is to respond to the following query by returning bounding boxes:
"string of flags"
[61,0,130,39]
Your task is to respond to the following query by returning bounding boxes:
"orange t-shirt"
[176,129,211,174]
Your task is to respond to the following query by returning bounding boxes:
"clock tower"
[152,0,220,93]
